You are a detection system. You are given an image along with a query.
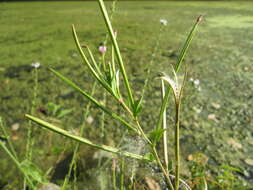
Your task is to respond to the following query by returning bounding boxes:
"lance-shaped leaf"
[155,15,202,131]
[50,68,137,133]
[25,114,151,162]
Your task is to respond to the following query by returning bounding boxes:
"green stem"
[155,16,202,132]
[0,117,18,159]
[151,146,174,190]
[0,142,35,189]
[112,159,117,190]
[26,68,38,161]
[97,0,134,107]
[174,102,180,190]
[161,80,169,171]
[85,45,103,76]
[135,120,152,145]
[120,158,125,190]
[24,68,38,189]
[62,82,98,189]
[142,26,164,97]
[156,88,171,131]
[101,92,106,140]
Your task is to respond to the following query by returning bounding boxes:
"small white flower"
[194,79,200,86]
[189,78,194,82]
[160,19,168,26]
[31,62,40,68]
[86,115,94,124]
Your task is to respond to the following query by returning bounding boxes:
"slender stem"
[112,159,117,190]
[0,142,35,189]
[151,146,174,190]
[24,67,38,189]
[101,92,106,139]
[97,0,134,107]
[102,54,106,72]
[26,68,38,161]
[169,174,192,190]
[174,102,181,190]
[86,46,103,76]
[161,80,169,171]
[155,16,202,132]
[135,120,151,145]
[120,158,125,190]
[142,26,164,97]
[62,82,98,189]
[103,0,118,46]
[0,117,18,159]
[156,88,171,131]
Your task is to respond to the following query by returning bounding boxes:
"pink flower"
[99,45,107,55]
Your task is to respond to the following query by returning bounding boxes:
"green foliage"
[148,129,166,144]
[132,97,143,117]
[216,165,244,189]
[46,102,73,118]
[20,160,46,184]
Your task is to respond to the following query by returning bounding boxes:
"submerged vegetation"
[0,0,253,189]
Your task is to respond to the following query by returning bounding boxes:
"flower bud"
[99,45,107,55]
[196,15,203,23]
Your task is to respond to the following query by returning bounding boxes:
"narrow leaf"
[98,0,134,106]
[57,109,73,118]
[72,25,112,94]
[155,16,202,131]
[25,114,150,162]
[175,15,203,71]
[132,97,143,117]
[50,68,137,132]
[149,129,166,144]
